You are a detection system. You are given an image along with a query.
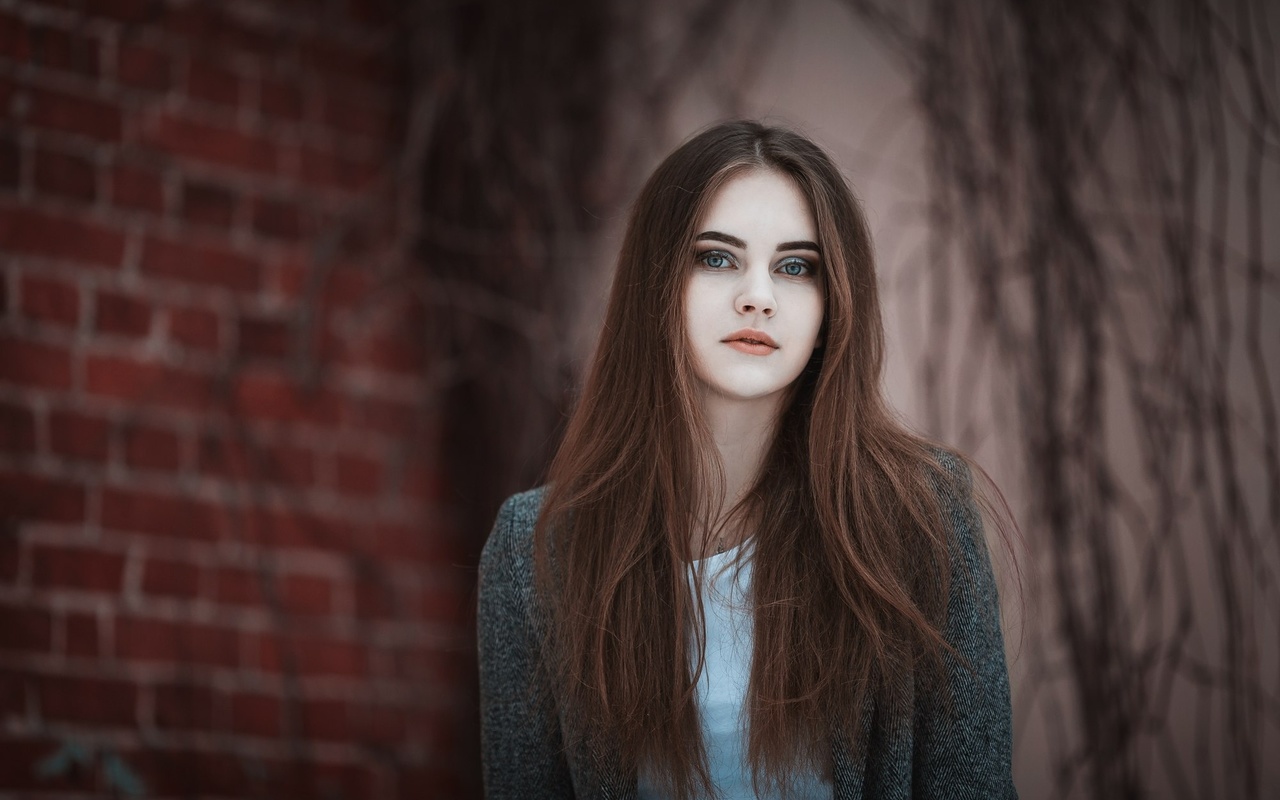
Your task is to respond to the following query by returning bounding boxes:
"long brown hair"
[535,120,989,798]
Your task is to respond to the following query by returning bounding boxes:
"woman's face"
[684,169,825,411]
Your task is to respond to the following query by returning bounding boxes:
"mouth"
[722,329,779,354]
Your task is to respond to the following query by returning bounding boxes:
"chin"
[705,381,792,404]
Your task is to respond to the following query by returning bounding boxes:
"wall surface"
[0,1,471,797]
[594,1,1280,797]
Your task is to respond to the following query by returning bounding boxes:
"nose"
[735,272,776,317]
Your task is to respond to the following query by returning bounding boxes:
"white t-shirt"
[637,541,833,799]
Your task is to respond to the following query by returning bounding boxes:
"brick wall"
[0,1,474,797]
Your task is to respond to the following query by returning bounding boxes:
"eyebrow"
[695,230,821,255]
[776,240,821,254]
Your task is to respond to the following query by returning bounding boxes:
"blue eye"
[777,258,812,277]
[699,250,733,270]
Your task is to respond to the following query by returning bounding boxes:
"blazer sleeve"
[912,455,1018,798]
[477,492,576,799]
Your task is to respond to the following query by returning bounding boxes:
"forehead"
[697,169,816,243]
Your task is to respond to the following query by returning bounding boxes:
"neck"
[696,391,784,553]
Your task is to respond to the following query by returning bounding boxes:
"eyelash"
[695,249,817,278]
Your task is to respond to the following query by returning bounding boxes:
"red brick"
[320,89,392,140]
[298,697,346,741]
[0,11,27,60]
[110,160,165,213]
[48,407,111,462]
[152,681,215,730]
[398,765,465,800]
[417,584,464,625]
[231,371,343,425]
[164,3,277,59]
[299,37,392,84]
[263,443,316,487]
[341,331,424,376]
[214,566,265,606]
[141,234,260,292]
[401,460,447,502]
[95,288,152,337]
[64,611,100,657]
[167,305,221,351]
[258,75,305,121]
[0,400,37,454]
[0,525,18,583]
[279,573,331,615]
[122,422,182,471]
[0,336,72,389]
[186,57,240,107]
[0,470,86,524]
[198,433,315,488]
[335,452,382,497]
[131,747,250,798]
[89,0,160,24]
[0,602,53,653]
[353,702,405,746]
[115,616,239,667]
[84,353,213,411]
[20,273,79,328]
[39,672,137,726]
[25,84,122,141]
[0,204,126,267]
[0,736,81,791]
[140,111,278,174]
[251,196,304,240]
[344,0,396,26]
[278,260,372,307]
[0,134,19,189]
[100,485,221,540]
[392,644,467,686]
[277,760,378,800]
[296,145,378,193]
[353,397,420,437]
[32,145,97,201]
[15,21,101,78]
[243,505,353,552]
[354,576,397,620]
[373,520,463,565]
[181,179,237,228]
[0,670,26,717]
[31,543,126,592]
[117,39,171,91]
[237,313,291,359]
[258,632,366,677]
[141,556,201,599]
[229,691,280,736]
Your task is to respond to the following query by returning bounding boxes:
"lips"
[722,328,778,355]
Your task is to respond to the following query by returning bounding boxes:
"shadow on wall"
[841,0,1280,798]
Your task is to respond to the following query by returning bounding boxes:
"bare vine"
[842,0,1280,797]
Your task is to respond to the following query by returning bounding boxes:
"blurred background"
[1,0,1277,798]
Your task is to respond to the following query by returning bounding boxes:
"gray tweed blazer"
[477,461,1017,799]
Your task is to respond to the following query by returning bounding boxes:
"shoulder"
[479,486,548,584]
[924,444,976,512]
[922,446,993,585]
[928,445,973,491]
[494,486,549,537]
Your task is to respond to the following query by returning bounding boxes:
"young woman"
[478,121,1017,799]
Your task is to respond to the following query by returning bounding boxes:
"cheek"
[785,287,826,347]
[682,279,709,361]
[683,276,719,331]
